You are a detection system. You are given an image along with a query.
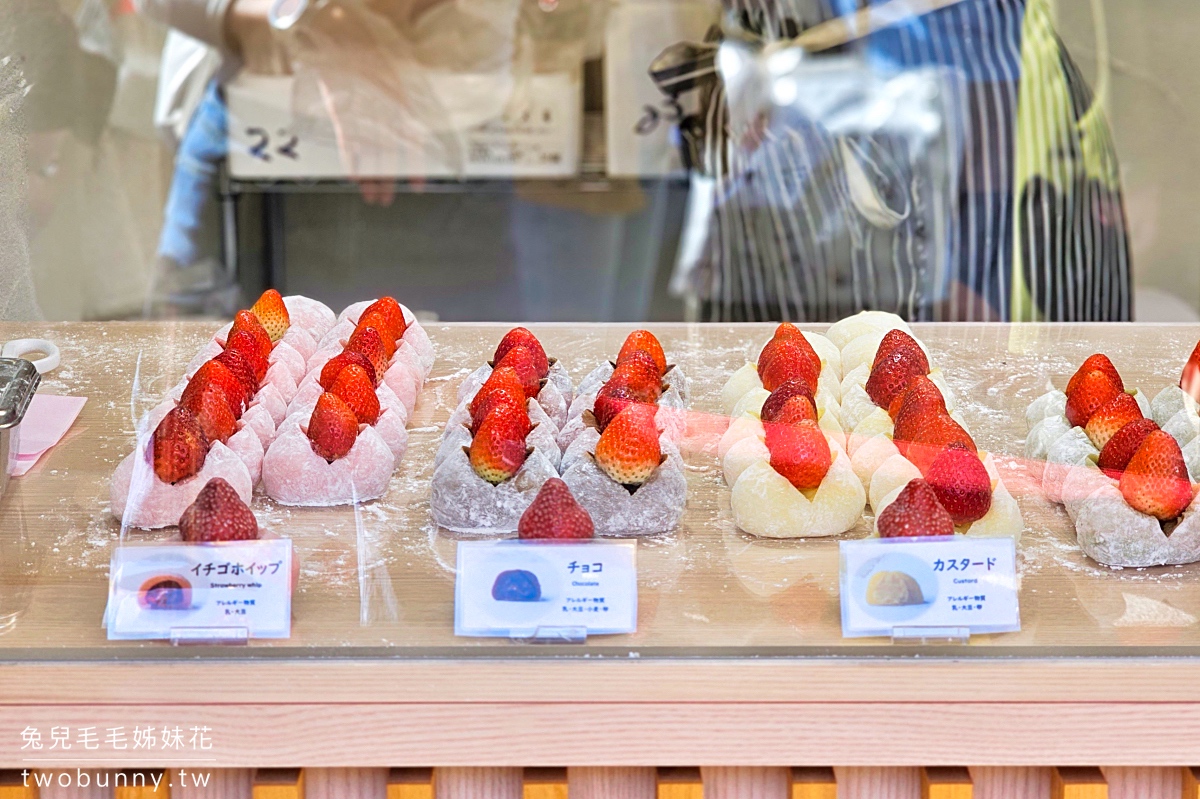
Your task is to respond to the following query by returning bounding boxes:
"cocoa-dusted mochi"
[261,425,395,506]
[430,447,558,534]
[457,362,570,431]
[111,440,253,529]
[559,428,687,537]
[1074,483,1200,567]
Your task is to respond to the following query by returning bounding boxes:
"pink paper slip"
[9,394,88,477]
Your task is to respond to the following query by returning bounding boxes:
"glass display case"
[7,0,1200,797]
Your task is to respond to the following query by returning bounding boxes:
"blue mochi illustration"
[491,569,542,602]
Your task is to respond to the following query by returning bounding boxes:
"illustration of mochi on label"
[260,297,431,506]
[866,571,924,606]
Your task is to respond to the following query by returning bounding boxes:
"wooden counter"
[2,321,1200,798]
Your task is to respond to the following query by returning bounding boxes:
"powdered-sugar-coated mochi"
[283,295,336,339]
[269,341,308,385]
[262,425,395,506]
[225,426,264,485]
[279,325,317,361]
[111,441,253,529]
[430,448,559,534]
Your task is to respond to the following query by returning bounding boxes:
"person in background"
[659,0,1132,323]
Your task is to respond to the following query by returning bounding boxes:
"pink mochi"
[111,440,254,529]
[262,425,395,506]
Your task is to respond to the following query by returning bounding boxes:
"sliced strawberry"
[469,366,527,421]
[179,477,258,542]
[319,350,377,390]
[183,360,248,417]
[360,297,408,342]
[872,329,929,374]
[1120,430,1195,521]
[518,478,594,540]
[877,478,956,538]
[469,386,526,435]
[152,406,209,484]
[468,404,532,484]
[617,330,667,375]
[866,348,928,409]
[329,364,380,425]
[1064,369,1122,429]
[249,289,290,343]
[758,339,820,393]
[765,418,831,491]
[760,379,816,424]
[905,413,977,475]
[760,332,821,384]
[1067,353,1124,396]
[495,327,549,378]
[923,443,993,525]
[179,383,238,444]
[229,310,272,362]
[495,345,544,399]
[307,392,360,462]
[224,329,270,383]
[1084,392,1143,449]
[346,326,390,378]
[594,402,663,488]
[1098,417,1160,479]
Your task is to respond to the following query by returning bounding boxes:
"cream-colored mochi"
[731,449,865,538]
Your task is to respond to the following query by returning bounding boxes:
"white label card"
[105,540,293,640]
[455,541,638,638]
[839,537,1019,638]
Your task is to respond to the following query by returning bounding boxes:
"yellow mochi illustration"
[866,571,925,606]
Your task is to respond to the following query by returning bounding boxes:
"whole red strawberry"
[179,477,259,542]
[213,346,260,398]
[469,386,527,435]
[307,392,360,461]
[905,413,977,474]
[1084,392,1143,449]
[877,478,956,538]
[1120,430,1194,521]
[250,289,290,343]
[1182,341,1200,403]
[183,360,248,417]
[469,404,532,484]
[594,402,663,488]
[360,297,408,342]
[352,320,396,360]
[495,345,544,399]
[494,327,549,378]
[760,330,821,383]
[1064,369,1122,429]
[617,330,667,375]
[179,383,238,444]
[768,394,818,426]
[760,379,816,424]
[872,329,929,374]
[610,350,664,400]
[330,364,380,425]
[229,310,272,362]
[923,443,993,525]
[319,350,377,391]
[346,326,390,378]
[1097,417,1160,479]
[224,329,270,383]
[1067,353,1124,396]
[518,478,595,540]
[891,376,948,451]
[152,406,209,484]
[469,367,527,421]
[592,382,645,432]
[765,419,831,491]
[758,339,820,393]
[865,348,927,409]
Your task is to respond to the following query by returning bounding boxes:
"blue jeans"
[158,80,228,267]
